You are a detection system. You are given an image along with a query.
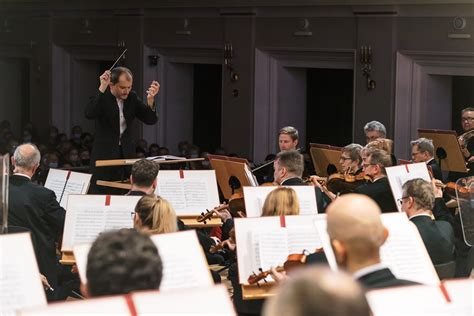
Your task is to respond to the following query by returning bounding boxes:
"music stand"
[1,154,9,234]
[418,129,469,173]
[309,143,342,177]
[208,155,254,200]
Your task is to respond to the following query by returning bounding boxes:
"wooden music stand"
[418,129,469,173]
[60,251,75,265]
[95,157,204,167]
[241,283,277,300]
[208,156,254,200]
[309,143,343,177]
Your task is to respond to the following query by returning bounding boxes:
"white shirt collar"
[13,173,31,180]
[280,176,300,185]
[353,263,388,279]
[409,213,434,220]
[426,158,434,164]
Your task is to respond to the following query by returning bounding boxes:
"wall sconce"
[360,45,376,90]
[148,55,159,66]
[224,43,239,83]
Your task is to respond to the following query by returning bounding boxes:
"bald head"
[263,267,370,316]
[327,194,387,267]
[13,143,41,171]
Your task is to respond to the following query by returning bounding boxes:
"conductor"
[85,66,160,193]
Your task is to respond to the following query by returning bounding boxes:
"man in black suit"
[85,67,160,193]
[5,143,66,300]
[400,178,455,266]
[273,149,330,212]
[126,159,159,196]
[326,194,417,290]
[410,137,443,181]
[354,148,397,213]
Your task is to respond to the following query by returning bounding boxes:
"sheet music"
[386,162,431,212]
[62,195,140,251]
[235,215,325,284]
[243,186,318,217]
[0,233,46,316]
[155,170,220,216]
[132,286,236,315]
[44,168,91,208]
[316,213,439,285]
[18,296,130,316]
[443,279,474,315]
[72,243,92,283]
[147,155,186,161]
[151,231,213,291]
[244,163,259,187]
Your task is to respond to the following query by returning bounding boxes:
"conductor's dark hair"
[131,159,159,187]
[86,229,163,297]
[110,66,133,84]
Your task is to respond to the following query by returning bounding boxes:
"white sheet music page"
[380,213,440,285]
[0,233,46,316]
[244,163,259,187]
[61,195,139,251]
[72,243,92,283]
[155,170,220,216]
[243,186,318,217]
[150,230,213,291]
[366,284,451,316]
[235,215,323,284]
[133,285,236,315]
[443,279,474,316]
[18,295,130,316]
[386,162,431,212]
[44,168,92,208]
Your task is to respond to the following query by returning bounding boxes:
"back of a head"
[276,150,304,177]
[13,143,41,171]
[326,194,385,259]
[131,159,160,187]
[366,138,394,155]
[261,187,300,217]
[86,229,163,297]
[135,194,177,234]
[402,178,435,211]
[263,267,370,316]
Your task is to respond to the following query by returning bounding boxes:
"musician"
[460,107,474,163]
[278,126,299,151]
[354,148,397,212]
[400,179,455,266]
[274,150,329,212]
[340,143,364,175]
[363,120,386,144]
[85,67,160,193]
[134,194,178,234]
[127,159,159,196]
[81,229,163,298]
[326,194,417,289]
[261,187,300,216]
[5,143,66,301]
[263,267,370,316]
[410,138,443,181]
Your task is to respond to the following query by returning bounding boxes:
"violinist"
[410,138,443,181]
[460,107,474,166]
[354,148,398,213]
[363,120,386,144]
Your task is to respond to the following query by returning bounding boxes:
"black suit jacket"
[410,215,455,265]
[85,89,158,173]
[354,177,397,213]
[427,159,443,181]
[281,177,329,212]
[357,268,418,290]
[6,175,65,289]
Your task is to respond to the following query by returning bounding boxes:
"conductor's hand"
[99,70,111,93]
[146,81,160,107]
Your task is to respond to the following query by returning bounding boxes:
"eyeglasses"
[339,156,352,161]
[461,117,474,122]
[362,163,377,168]
[397,196,410,205]
[130,211,136,219]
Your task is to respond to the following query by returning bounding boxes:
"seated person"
[127,159,159,196]
[261,187,300,216]
[327,194,417,289]
[133,194,178,234]
[364,120,386,144]
[82,229,163,298]
[263,267,370,316]
[410,138,443,181]
[401,178,456,266]
[355,148,397,213]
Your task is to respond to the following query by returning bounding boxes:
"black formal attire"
[356,266,418,290]
[85,89,158,193]
[410,214,456,265]
[427,158,443,181]
[6,174,66,300]
[280,177,330,213]
[354,177,397,213]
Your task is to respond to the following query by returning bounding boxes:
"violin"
[196,204,230,224]
[209,228,236,254]
[247,249,323,285]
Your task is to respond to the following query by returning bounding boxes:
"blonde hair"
[135,195,177,234]
[261,187,300,217]
[365,138,393,155]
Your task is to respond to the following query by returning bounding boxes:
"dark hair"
[131,159,159,187]
[276,150,304,177]
[110,66,133,84]
[86,229,163,297]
